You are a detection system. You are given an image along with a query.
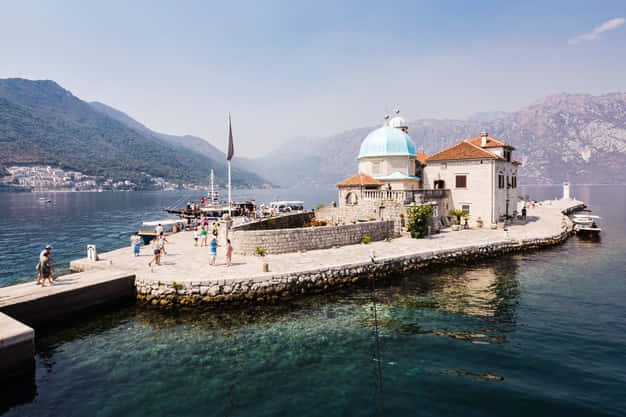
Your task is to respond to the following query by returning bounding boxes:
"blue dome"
[358,126,416,159]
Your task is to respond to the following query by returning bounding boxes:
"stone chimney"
[480,131,488,147]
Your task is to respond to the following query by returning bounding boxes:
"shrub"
[361,235,371,244]
[449,209,465,224]
[255,247,266,256]
[407,205,434,239]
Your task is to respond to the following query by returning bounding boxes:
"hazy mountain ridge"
[250,92,626,186]
[0,78,269,188]
[88,101,268,186]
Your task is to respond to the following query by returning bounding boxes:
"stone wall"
[232,211,315,231]
[135,219,574,308]
[231,220,394,255]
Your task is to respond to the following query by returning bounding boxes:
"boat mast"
[210,169,215,204]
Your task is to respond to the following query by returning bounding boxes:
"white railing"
[361,189,449,203]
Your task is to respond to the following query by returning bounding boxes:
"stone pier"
[69,199,585,308]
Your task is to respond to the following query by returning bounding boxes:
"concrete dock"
[0,270,135,375]
[69,199,584,306]
[0,312,34,375]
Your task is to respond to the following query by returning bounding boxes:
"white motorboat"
[572,214,602,236]
[572,214,599,226]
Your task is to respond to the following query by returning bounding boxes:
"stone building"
[423,132,520,226]
[331,110,520,229]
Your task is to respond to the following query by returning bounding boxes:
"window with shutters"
[455,175,467,189]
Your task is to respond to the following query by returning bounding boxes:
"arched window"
[346,192,358,206]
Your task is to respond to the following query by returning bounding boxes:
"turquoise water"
[1,185,625,416]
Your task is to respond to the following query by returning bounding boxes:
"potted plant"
[449,209,464,231]
[463,212,470,229]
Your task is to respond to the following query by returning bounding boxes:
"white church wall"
[423,159,496,225]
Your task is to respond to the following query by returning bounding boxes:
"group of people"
[135,219,233,269]
[35,245,55,286]
[193,220,232,267]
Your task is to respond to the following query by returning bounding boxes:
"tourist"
[225,239,233,267]
[158,234,168,256]
[200,225,208,247]
[131,234,142,257]
[39,252,54,286]
[209,236,218,266]
[212,222,219,238]
[37,245,55,284]
[155,223,164,238]
[522,206,527,220]
[148,240,161,267]
[193,227,199,246]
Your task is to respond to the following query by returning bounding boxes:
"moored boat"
[572,214,602,237]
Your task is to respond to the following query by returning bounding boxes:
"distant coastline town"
[0,165,207,192]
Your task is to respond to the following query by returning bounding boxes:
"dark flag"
[227,113,234,161]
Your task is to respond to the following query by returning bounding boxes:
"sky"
[1,0,625,157]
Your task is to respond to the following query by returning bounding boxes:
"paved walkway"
[70,199,582,285]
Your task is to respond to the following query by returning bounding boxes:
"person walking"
[148,239,161,267]
[209,236,219,266]
[155,223,164,238]
[193,227,199,246]
[39,252,54,286]
[158,234,168,256]
[212,222,219,238]
[131,234,142,257]
[37,245,55,284]
[200,225,208,247]
[225,239,233,267]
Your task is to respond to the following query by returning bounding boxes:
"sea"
[0,185,624,417]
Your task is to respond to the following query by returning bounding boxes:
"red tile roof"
[426,141,503,162]
[466,135,515,150]
[337,173,384,187]
[416,152,428,163]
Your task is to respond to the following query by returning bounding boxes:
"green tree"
[406,205,433,238]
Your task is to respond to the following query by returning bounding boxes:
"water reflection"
[5,256,523,416]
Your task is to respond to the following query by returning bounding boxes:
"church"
[335,110,520,228]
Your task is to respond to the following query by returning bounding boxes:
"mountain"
[250,92,626,186]
[88,101,266,186]
[0,78,269,188]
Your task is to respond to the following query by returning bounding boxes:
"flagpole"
[227,112,233,217]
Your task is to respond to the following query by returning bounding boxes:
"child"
[209,237,218,266]
[193,228,199,246]
[225,239,233,267]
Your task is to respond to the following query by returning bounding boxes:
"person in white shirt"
[155,224,164,237]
